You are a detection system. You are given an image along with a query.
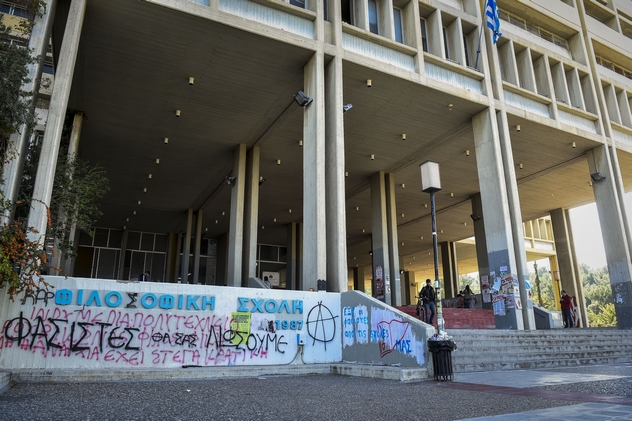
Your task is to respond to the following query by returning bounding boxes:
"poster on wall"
[481,275,490,290]
[482,289,491,303]
[375,266,384,299]
[493,294,506,316]
[262,271,280,286]
[505,294,516,308]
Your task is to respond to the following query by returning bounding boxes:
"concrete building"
[3,0,632,329]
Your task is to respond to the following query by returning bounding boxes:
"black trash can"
[428,340,457,381]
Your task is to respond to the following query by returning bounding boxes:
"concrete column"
[385,173,401,305]
[370,172,391,303]
[165,233,175,283]
[496,111,534,330]
[286,222,297,290]
[117,229,128,281]
[227,144,247,287]
[192,210,203,284]
[440,242,458,298]
[27,0,86,244]
[325,56,347,293]
[2,0,57,223]
[242,146,260,285]
[587,146,632,329]
[302,52,327,291]
[550,208,580,302]
[353,265,365,292]
[216,234,227,286]
[297,223,304,290]
[63,227,80,277]
[473,108,523,330]
[174,231,182,283]
[181,209,193,284]
[471,193,492,310]
[52,112,83,275]
[409,271,418,305]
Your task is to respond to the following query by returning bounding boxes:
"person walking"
[560,290,574,328]
[419,279,436,325]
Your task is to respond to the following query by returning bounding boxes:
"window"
[289,0,307,8]
[420,18,428,52]
[393,7,404,43]
[463,35,471,67]
[443,27,450,59]
[341,0,353,25]
[1,2,35,19]
[368,0,379,34]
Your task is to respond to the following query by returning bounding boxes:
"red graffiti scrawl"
[376,319,410,357]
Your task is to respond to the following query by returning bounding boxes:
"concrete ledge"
[9,363,428,384]
[10,364,332,384]
[331,364,428,381]
[0,371,10,393]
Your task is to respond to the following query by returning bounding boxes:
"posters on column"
[493,294,506,316]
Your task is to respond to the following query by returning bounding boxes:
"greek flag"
[486,0,502,44]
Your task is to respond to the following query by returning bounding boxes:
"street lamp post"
[420,161,444,333]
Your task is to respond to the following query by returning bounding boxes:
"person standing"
[419,279,436,325]
[560,290,574,328]
[463,285,473,309]
[139,271,150,282]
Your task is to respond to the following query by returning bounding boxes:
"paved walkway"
[1,363,631,420]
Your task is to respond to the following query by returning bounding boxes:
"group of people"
[417,280,475,325]
[419,281,578,329]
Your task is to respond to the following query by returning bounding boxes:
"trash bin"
[428,340,457,381]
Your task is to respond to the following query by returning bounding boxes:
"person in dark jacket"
[560,290,574,328]
[419,279,436,325]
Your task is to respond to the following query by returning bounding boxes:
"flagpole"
[475,0,489,70]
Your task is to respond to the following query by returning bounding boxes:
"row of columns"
[6,0,632,330]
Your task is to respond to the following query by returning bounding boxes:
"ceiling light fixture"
[148,174,152,179]
[164,137,169,144]
[367,79,372,87]
[188,77,194,85]
[298,140,303,147]
[175,109,181,117]
[259,177,267,186]
[155,158,160,164]
[402,133,406,140]
[572,142,576,148]
[466,149,470,156]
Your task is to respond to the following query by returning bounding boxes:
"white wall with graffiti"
[0,277,342,369]
[341,291,432,368]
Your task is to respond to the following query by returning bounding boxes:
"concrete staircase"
[395,306,496,329]
[448,328,632,372]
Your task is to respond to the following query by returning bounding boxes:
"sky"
[568,192,632,270]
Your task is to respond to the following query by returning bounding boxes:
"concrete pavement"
[0,363,631,420]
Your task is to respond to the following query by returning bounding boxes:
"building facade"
[3,0,632,329]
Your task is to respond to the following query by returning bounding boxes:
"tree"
[0,2,109,298]
[580,264,616,327]
[16,112,109,258]
[459,273,479,294]
[0,20,36,159]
